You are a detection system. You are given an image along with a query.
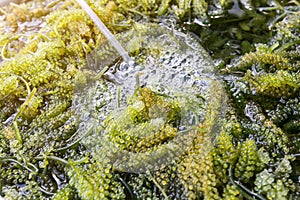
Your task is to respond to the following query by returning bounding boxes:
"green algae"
[0,0,299,199]
[73,24,226,176]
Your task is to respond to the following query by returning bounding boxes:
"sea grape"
[0,0,299,199]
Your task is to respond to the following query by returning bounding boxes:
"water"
[72,23,226,173]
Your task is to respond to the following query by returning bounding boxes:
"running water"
[75,0,132,64]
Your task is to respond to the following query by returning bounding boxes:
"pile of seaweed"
[0,0,299,199]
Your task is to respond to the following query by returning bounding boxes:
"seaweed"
[0,0,299,199]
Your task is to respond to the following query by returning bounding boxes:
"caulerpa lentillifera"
[73,0,226,173]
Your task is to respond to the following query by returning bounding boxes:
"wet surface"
[73,24,226,173]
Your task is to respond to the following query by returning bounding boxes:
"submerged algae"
[0,0,299,199]
[73,23,226,174]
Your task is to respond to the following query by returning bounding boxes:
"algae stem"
[95,65,109,80]
[116,85,121,108]
[54,125,94,152]
[292,153,300,157]
[12,121,22,145]
[0,158,38,173]
[36,155,69,166]
[147,170,169,200]
[36,156,88,166]
[39,187,55,196]
[75,0,132,64]
[15,87,37,120]
[116,175,135,200]
[229,165,266,200]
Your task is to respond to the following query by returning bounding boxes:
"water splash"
[73,24,226,173]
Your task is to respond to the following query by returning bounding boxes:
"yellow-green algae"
[0,0,299,200]
[73,22,226,183]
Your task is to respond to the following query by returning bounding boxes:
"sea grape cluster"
[0,0,299,199]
